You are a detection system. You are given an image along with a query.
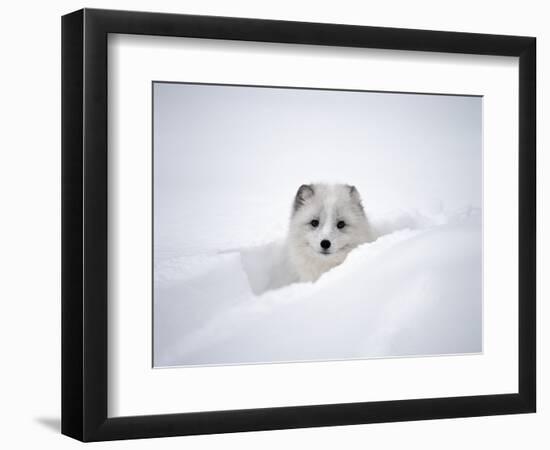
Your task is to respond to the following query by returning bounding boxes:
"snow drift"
[154,206,482,367]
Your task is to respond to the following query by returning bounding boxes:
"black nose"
[320,240,331,250]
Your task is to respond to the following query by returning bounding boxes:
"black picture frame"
[61,8,536,442]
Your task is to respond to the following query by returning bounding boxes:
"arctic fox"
[287,183,373,282]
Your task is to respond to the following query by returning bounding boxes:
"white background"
[0,0,545,449]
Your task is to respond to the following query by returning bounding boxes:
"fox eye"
[337,221,346,229]
[310,219,319,227]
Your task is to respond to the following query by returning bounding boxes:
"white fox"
[286,183,373,282]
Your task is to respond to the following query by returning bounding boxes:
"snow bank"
[154,206,482,367]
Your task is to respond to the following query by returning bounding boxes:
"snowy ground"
[154,205,482,367]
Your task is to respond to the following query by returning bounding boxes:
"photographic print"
[62,10,536,440]
[153,82,482,368]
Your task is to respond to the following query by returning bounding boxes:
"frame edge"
[518,37,537,413]
[61,8,85,442]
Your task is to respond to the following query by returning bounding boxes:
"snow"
[154,206,482,367]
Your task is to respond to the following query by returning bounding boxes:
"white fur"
[286,183,373,282]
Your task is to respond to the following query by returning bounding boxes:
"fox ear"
[293,184,314,212]
[348,185,365,211]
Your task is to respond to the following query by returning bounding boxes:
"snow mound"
[154,207,482,367]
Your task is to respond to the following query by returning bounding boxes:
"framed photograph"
[62,8,536,442]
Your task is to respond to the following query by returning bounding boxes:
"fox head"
[288,183,371,280]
